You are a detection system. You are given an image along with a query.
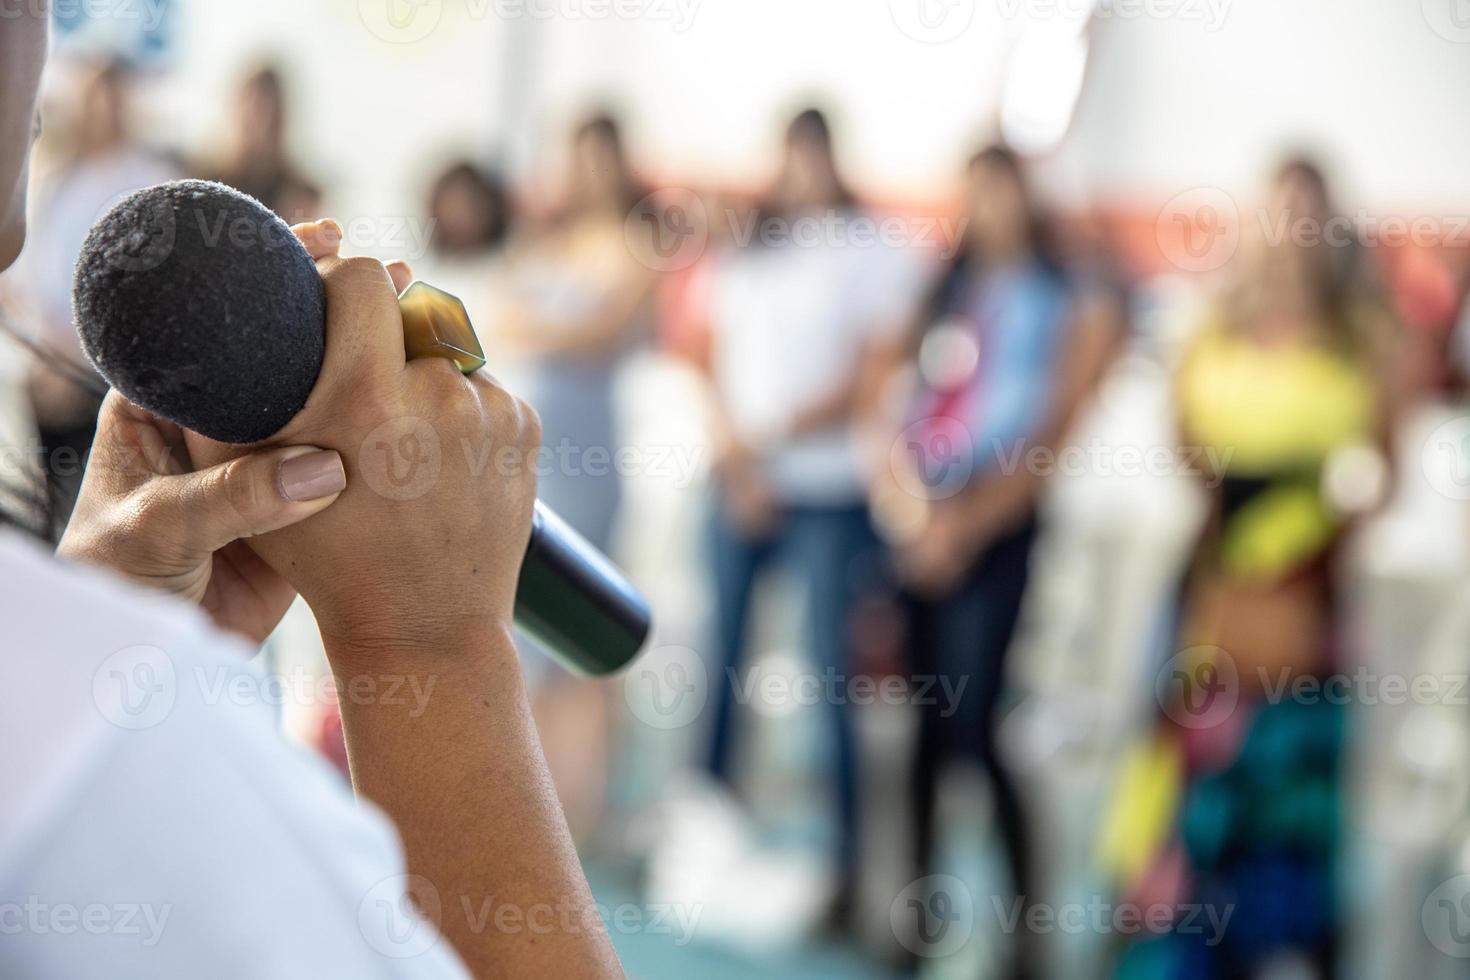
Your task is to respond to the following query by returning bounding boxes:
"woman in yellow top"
[1114,159,1400,980]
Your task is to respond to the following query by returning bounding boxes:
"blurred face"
[779,132,839,208]
[78,68,127,152]
[1248,168,1334,320]
[966,158,1030,256]
[1268,170,1329,230]
[238,78,284,158]
[570,129,624,211]
[434,175,497,251]
[0,7,49,272]
[1254,238,1328,321]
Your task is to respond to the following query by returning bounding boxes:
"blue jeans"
[704,500,881,875]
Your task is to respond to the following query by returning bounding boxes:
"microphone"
[72,179,650,677]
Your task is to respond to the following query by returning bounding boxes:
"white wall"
[1062,0,1470,212]
[121,0,1468,256]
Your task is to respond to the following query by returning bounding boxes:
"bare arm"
[182,254,624,979]
[780,331,907,441]
[324,629,621,979]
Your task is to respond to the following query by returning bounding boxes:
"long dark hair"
[743,107,858,247]
[916,143,1061,339]
[1223,154,1378,353]
[556,112,648,225]
[427,160,513,257]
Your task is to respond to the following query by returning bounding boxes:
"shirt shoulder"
[0,532,469,978]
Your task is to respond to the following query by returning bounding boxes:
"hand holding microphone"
[185,247,544,661]
[67,181,650,674]
[58,220,352,643]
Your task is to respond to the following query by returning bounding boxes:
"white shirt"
[708,214,921,505]
[0,530,470,979]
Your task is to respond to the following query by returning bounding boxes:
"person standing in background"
[417,159,514,325]
[202,64,321,222]
[5,56,178,530]
[874,144,1121,979]
[697,107,921,931]
[1109,159,1401,980]
[484,113,655,840]
[489,113,652,554]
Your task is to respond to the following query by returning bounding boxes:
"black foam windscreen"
[74,179,325,444]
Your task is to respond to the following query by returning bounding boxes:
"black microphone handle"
[396,280,651,676]
[516,500,650,676]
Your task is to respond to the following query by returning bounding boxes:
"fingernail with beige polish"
[279,450,346,502]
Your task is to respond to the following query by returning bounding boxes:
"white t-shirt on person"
[708,211,922,507]
[0,530,470,979]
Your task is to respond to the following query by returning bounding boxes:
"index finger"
[291,219,344,262]
[314,254,409,377]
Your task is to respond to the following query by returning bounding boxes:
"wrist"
[320,616,521,678]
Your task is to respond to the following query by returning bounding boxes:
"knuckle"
[420,355,471,387]
[339,255,389,281]
[323,256,393,304]
[516,398,542,449]
[216,456,267,527]
[482,385,524,439]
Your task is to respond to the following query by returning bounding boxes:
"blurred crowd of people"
[6,49,1470,980]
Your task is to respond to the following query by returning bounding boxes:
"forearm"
[785,380,857,440]
[789,334,906,441]
[325,627,622,980]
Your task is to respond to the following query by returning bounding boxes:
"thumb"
[148,446,346,554]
